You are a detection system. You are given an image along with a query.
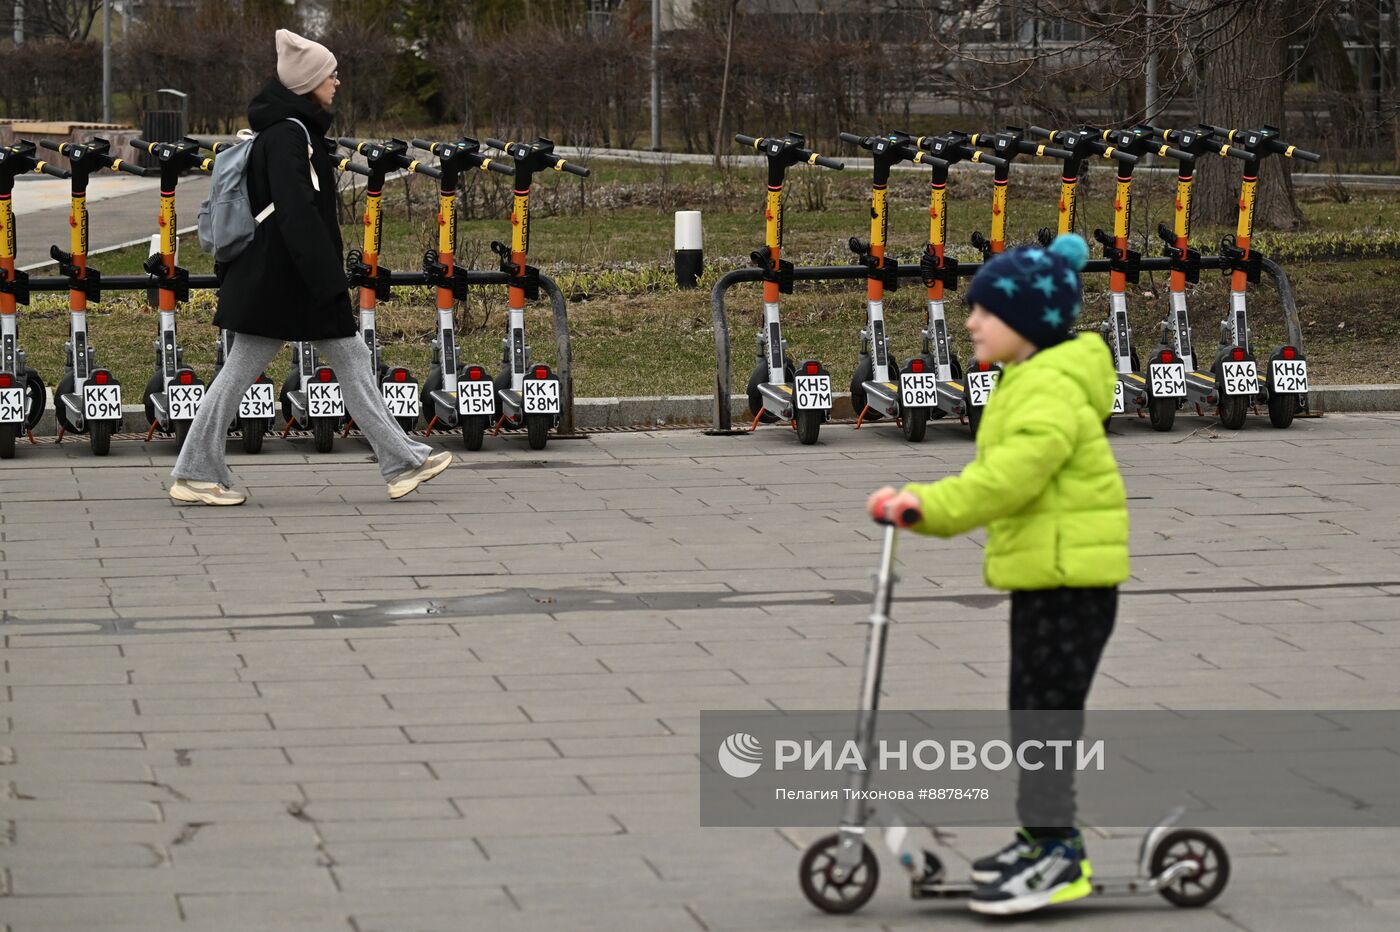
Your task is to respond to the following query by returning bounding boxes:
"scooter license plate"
[238,382,275,421]
[899,372,938,408]
[168,384,204,420]
[794,374,832,410]
[457,380,495,416]
[966,370,999,407]
[522,379,561,415]
[83,384,122,421]
[380,382,420,418]
[307,382,344,418]
[1221,361,1259,396]
[1271,359,1309,393]
[1112,381,1125,414]
[0,386,23,423]
[1149,362,1187,398]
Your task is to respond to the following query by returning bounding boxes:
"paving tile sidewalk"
[2,414,1400,930]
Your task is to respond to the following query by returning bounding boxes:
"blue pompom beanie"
[964,233,1089,349]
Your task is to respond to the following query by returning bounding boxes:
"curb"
[22,385,1398,437]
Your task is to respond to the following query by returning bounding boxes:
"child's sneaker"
[968,832,1092,916]
[969,828,1037,884]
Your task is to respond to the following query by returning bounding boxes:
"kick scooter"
[798,509,1231,915]
[479,136,588,451]
[1201,124,1321,429]
[275,148,369,454]
[838,131,935,442]
[336,137,429,434]
[38,137,145,456]
[1026,127,1143,422]
[914,132,1008,438]
[1136,125,1257,428]
[967,127,1073,258]
[734,132,843,445]
[409,137,513,451]
[129,136,210,451]
[0,141,65,459]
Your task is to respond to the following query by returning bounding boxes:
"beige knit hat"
[275,29,337,96]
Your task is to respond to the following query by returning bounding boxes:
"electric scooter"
[409,137,513,451]
[1200,124,1321,429]
[0,141,65,459]
[278,150,369,453]
[1135,125,1257,428]
[479,136,589,451]
[967,127,1073,258]
[335,137,430,435]
[1026,127,1142,421]
[734,132,843,445]
[129,136,210,451]
[838,131,934,442]
[37,137,143,456]
[914,132,1008,438]
[798,511,1232,916]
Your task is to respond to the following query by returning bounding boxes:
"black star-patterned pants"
[1007,586,1118,838]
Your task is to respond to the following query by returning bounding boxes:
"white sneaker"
[169,479,247,506]
[387,451,453,500]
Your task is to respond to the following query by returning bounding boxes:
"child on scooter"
[867,232,1128,916]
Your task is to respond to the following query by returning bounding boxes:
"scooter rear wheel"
[525,413,550,451]
[1267,390,1297,429]
[312,416,336,454]
[1150,828,1230,908]
[173,419,191,453]
[143,372,162,429]
[967,401,983,440]
[795,407,821,445]
[23,370,46,430]
[799,833,880,914]
[90,419,113,457]
[462,414,488,452]
[241,418,266,455]
[1218,395,1247,430]
[901,406,929,443]
[0,423,15,459]
[849,356,882,422]
[1148,396,1177,432]
[55,373,76,433]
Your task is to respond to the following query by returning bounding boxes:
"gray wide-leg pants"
[172,333,431,487]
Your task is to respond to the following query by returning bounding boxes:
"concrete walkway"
[2,415,1399,930]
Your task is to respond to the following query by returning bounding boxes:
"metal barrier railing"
[23,269,579,435]
[708,255,1304,433]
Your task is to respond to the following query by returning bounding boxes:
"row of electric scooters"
[737,122,1319,445]
[0,132,586,459]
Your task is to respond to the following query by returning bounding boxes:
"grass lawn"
[15,161,1400,401]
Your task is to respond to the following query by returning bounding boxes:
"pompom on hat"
[276,29,337,96]
[964,233,1089,350]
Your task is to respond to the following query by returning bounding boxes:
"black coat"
[213,80,356,341]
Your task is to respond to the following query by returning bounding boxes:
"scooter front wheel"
[462,414,488,452]
[799,833,879,914]
[1150,828,1230,908]
[90,419,113,457]
[525,413,550,450]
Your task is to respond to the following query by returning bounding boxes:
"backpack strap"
[254,118,319,224]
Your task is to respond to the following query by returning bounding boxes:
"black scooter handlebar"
[335,159,371,177]
[838,132,866,146]
[483,137,590,176]
[407,161,442,180]
[39,162,70,179]
[38,139,62,153]
[112,159,149,177]
[735,133,760,147]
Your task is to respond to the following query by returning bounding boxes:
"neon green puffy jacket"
[902,333,1129,590]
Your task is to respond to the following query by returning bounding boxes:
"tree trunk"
[713,1,739,169]
[1193,0,1304,230]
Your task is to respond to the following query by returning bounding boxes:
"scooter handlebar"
[1161,145,1196,163]
[1285,146,1322,162]
[1218,143,1255,160]
[336,159,371,177]
[130,138,153,152]
[39,162,71,179]
[38,139,63,154]
[1027,125,1054,140]
[336,137,362,152]
[408,160,442,179]
[810,153,844,170]
[838,131,867,147]
[734,133,760,148]
[482,159,513,176]
[1096,143,1139,164]
[971,151,1009,169]
[555,159,590,177]
[409,138,434,152]
[113,159,149,177]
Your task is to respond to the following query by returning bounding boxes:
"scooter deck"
[912,872,1176,901]
[428,388,460,428]
[758,382,796,420]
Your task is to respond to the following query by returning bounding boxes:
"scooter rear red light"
[1159,350,1174,364]
[92,370,111,385]
[909,358,926,373]
[466,366,484,380]
[0,373,12,388]
[1282,346,1297,360]
[977,361,990,372]
[803,361,821,376]
[391,368,409,383]
[316,367,335,382]
[532,366,550,380]
[176,370,194,385]
[1231,348,1246,362]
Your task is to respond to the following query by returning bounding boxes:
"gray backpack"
[197,117,312,262]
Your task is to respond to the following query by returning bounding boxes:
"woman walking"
[169,29,450,506]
